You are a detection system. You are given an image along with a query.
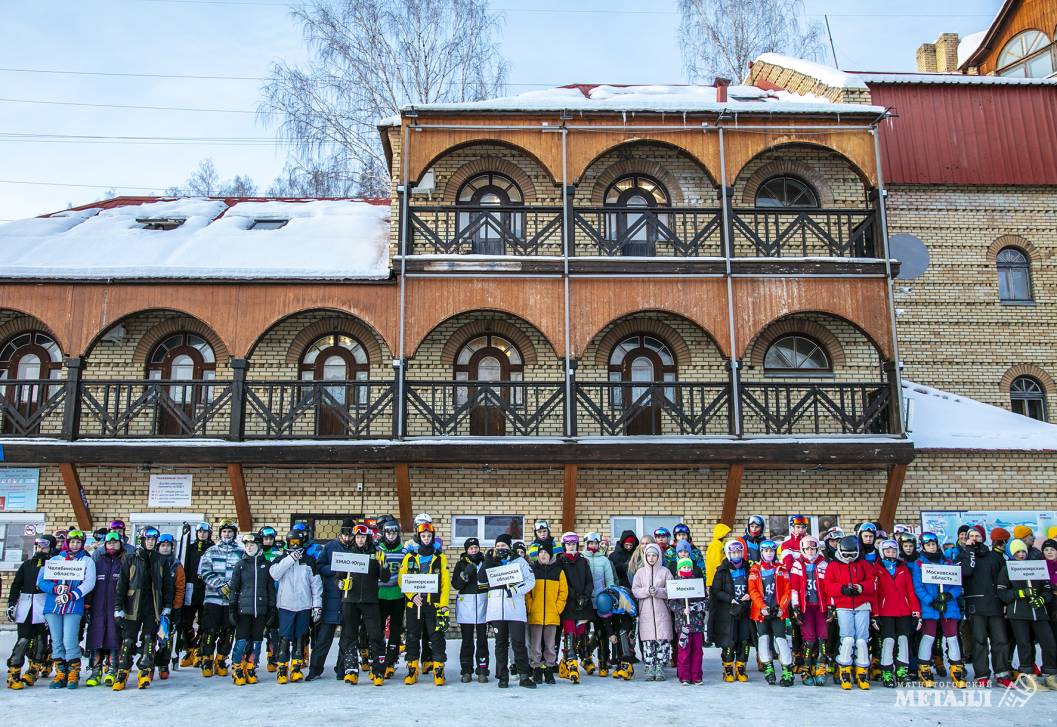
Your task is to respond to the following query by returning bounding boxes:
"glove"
[840,584,857,597]
[114,609,125,620]
[1017,587,1037,599]
[55,593,69,606]
[6,604,15,622]
[935,591,952,604]
[290,549,303,562]
[54,584,69,595]
[1028,594,1046,609]
[435,607,450,632]
[826,605,836,622]
[312,607,322,623]
[504,584,519,598]
[790,606,803,625]
[929,597,945,611]
[219,585,231,599]
[871,617,880,632]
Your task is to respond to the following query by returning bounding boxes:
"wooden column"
[395,464,413,531]
[59,463,92,530]
[719,464,744,527]
[562,464,578,533]
[226,464,254,532]
[878,463,908,532]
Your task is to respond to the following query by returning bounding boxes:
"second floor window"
[764,335,831,373]
[146,332,216,435]
[755,175,819,208]
[997,30,1055,78]
[604,174,671,256]
[454,334,524,436]
[456,172,524,255]
[997,247,1032,302]
[1010,375,1047,421]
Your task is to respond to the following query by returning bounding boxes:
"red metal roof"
[869,81,1057,185]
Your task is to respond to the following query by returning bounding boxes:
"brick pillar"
[935,33,961,72]
[916,43,937,72]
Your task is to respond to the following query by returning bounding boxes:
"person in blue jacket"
[910,531,965,688]
[307,519,354,681]
[37,528,96,689]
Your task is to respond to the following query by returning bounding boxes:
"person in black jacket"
[997,538,1057,689]
[6,535,54,690]
[959,524,1012,686]
[337,524,390,686]
[228,531,275,686]
[557,532,593,683]
[710,540,752,683]
[609,530,639,589]
[179,522,214,668]
[112,527,175,691]
[452,537,489,682]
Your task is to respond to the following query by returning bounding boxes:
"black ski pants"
[379,598,404,666]
[339,602,385,676]
[1010,619,1057,675]
[970,614,1011,679]
[405,603,446,664]
[492,620,529,680]
[460,623,489,675]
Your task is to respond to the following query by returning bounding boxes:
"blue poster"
[919,511,964,549]
[0,468,40,511]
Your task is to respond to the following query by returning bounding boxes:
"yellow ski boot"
[7,666,25,690]
[289,659,304,682]
[918,663,935,688]
[276,663,289,685]
[838,665,852,690]
[433,662,445,686]
[856,665,871,690]
[179,649,197,668]
[232,661,247,686]
[112,669,129,691]
[213,655,229,677]
[372,671,384,686]
[735,661,749,682]
[722,661,735,683]
[404,659,418,685]
[137,669,152,689]
[344,670,359,685]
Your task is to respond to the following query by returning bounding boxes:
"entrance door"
[454,334,524,436]
[608,334,676,436]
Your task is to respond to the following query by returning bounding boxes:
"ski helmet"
[140,526,160,544]
[353,524,371,539]
[195,521,212,534]
[158,533,175,545]
[66,529,86,543]
[414,513,433,526]
[257,526,277,540]
[897,532,917,553]
[416,521,435,534]
[822,527,845,544]
[381,520,401,540]
[836,535,860,563]
[286,529,305,549]
[534,519,550,533]
[724,538,745,560]
[561,531,579,547]
[673,523,691,538]
[919,532,940,548]
[760,539,777,561]
[241,531,259,545]
[747,515,765,532]
[218,520,238,538]
[594,590,615,617]
[652,527,671,541]
[584,531,601,543]
[789,514,809,528]
[104,531,123,544]
[879,538,899,554]
[801,535,820,551]
[856,522,877,535]
[109,519,126,531]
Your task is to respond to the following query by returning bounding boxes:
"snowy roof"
[855,71,1057,86]
[957,31,987,68]
[0,197,391,280]
[904,380,1057,451]
[399,82,885,117]
[754,53,868,90]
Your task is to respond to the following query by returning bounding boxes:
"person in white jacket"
[478,534,536,689]
[268,529,322,684]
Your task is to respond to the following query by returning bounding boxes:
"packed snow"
[0,199,391,280]
[904,380,1057,451]
[754,53,869,90]
[0,631,1048,727]
[957,30,988,67]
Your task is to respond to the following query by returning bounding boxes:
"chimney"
[934,32,961,72]
[714,77,731,103]
[916,43,938,72]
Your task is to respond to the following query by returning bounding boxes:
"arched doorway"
[454,334,524,435]
[604,174,671,256]
[146,332,216,435]
[299,333,370,436]
[608,333,677,435]
[1,331,63,435]
[456,172,525,255]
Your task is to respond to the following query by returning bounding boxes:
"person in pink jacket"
[631,543,674,681]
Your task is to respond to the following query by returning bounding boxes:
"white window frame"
[610,515,684,540]
[450,514,524,547]
[767,515,838,539]
[0,512,46,568]
[128,512,204,558]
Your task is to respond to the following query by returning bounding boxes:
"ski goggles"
[158,533,175,545]
[34,537,52,549]
[66,529,86,542]
[353,524,371,536]
[789,515,810,527]
[141,527,161,540]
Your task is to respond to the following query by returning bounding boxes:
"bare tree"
[261,0,508,198]
[679,0,824,82]
[166,158,258,196]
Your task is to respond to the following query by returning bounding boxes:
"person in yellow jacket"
[398,522,450,686]
[705,522,732,587]
[526,547,568,684]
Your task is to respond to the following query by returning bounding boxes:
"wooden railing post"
[884,359,904,435]
[61,357,83,441]
[228,358,248,441]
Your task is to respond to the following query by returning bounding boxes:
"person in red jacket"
[749,540,794,686]
[874,539,921,687]
[789,536,828,686]
[823,536,876,690]
[780,515,810,570]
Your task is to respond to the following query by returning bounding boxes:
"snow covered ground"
[0,630,1050,726]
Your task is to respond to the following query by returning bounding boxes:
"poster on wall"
[919,511,964,548]
[921,510,1057,547]
[148,474,193,508]
[0,468,40,511]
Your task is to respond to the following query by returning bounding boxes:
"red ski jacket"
[822,559,877,610]
[748,561,791,620]
[788,553,828,610]
[874,561,921,617]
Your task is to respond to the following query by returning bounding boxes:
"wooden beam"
[719,464,744,528]
[562,464,578,533]
[226,464,253,532]
[58,463,92,531]
[395,464,413,532]
[878,463,908,532]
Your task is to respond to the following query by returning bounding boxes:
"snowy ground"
[0,630,1050,727]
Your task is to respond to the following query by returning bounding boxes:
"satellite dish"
[889,234,929,279]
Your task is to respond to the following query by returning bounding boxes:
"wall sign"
[0,468,40,511]
[148,474,193,508]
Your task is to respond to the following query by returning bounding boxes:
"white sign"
[401,574,439,594]
[666,578,706,599]
[486,563,525,588]
[332,552,371,574]
[43,558,88,582]
[1007,560,1049,581]
[921,563,962,586]
[148,474,193,508]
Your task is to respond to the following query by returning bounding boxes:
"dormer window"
[137,218,186,231]
[249,219,289,230]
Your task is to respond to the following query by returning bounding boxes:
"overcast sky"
[0,0,1001,221]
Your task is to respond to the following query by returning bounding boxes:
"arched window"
[1010,375,1047,421]
[454,334,524,436]
[147,333,216,435]
[608,334,677,435]
[764,335,831,372]
[604,174,671,256]
[456,172,524,255]
[755,176,820,208]
[997,30,1055,78]
[997,247,1032,302]
[1,332,63,434]
[299,334,370,436]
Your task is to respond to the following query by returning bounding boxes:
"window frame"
[0,512,47,568]
[995,29,1055,78]
[1010,375,1048,422]
[754,175,820,209]
[450,514,524,547]
[609,515,684,540]
[996,246,1033,304]
[763,334,833,376]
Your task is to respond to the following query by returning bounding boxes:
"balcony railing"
[0,377,895,440]
[406,204,880,259]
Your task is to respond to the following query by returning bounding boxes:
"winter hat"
[463,537,480,551]
[495,533,512,548]
[644,542,663,560]
[1048,526,1057,540]
[675,539,692,555]
[957,525,971,536]
[677,557,693,578]
[1041,539,1057,553]
[1009,539,1028,558]
[621,533,637,545]
[969,524,986,540]
[990,527,1010,544]
[1013,525,1033,540]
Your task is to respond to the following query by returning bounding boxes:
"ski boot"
[614,661,633,681]
[404,659,418,685]
[583,656,596,675]
[85,663,102,687]
[519,674,536,689]
[423,661,434,675]
[433,662,445,686]
[838,664,852,690]
[372,670,384,687]
[801,659,814,686]
[112,669,129,691]
[213,655,229,677]
[179,648,197,668]
[565,658,580,684]
[598,662,609,678]
[557,659,568,679]
[103,664,115,687]
[360,648,371,672]
[289,659,304,682]
[232,661,247,686]
[735,660,749,682]
[277,663,289,685]
[344,669,359,685]
[933,653,947,677]
[201,654,214,678]
[267,654,278,672]
[763,662,776,685]
[856,665,871,690]
[384,665,396,680]
[996,674,1013,689]
[813,661,827,687]
[722,661,735,683]
[49,661,67,689]
[65,659,80,689]
[950,662,967,689]
[543,666,555,684]
[655,664,666,682]
[477,670,488,684]
[158,663,169,680]
[246,659,259,685]
[532,666,543,683]
[137,668,152,689]
[7,666,25,690]
[780,665,794,687]
[869,656,882,681]
[21,662,41,687]
[882,667,895,688]
[895,664,909,686]
[1045,674,1057,691]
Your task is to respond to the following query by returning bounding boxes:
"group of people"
[5,512,1057,695]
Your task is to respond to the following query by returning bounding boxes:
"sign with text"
[43,558,88,582]
[666,578,706,599]
[486,563,525,588]
[148,474,193,508]
[0,468,39,511]
[331,552,371,574]
[401,574,439,594]
[920,563,962,586]
[1007,560,1049,581]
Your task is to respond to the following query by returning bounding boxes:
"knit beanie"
[991,527,1010,544]
[1013,525,1033,540]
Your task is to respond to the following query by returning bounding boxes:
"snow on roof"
[400,82,884,116]
[855,71,1057,86]
[957,31,987,68]
[754,53,868,90]
[0,198,391,280]
[905,380,1057,451]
